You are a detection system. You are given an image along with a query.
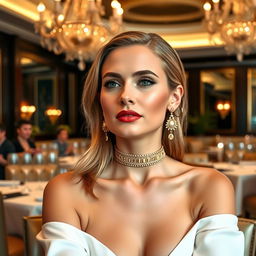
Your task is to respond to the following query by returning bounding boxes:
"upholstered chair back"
[0,193,8,256]
[238,217,256,256]
[23,215,43,256]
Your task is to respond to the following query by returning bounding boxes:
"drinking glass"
[236,142,245,162]
[7,153,19,164]
[20,166,32,193]
[34,166,45,190]
[216,142,224,162]
[225,142,235,163]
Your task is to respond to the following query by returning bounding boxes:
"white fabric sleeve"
[36,222,116,256]
[193,215,244,256]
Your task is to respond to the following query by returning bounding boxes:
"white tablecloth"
[0,182,46,237]
[213,163,256,216]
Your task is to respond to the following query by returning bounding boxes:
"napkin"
[0,180,21,186]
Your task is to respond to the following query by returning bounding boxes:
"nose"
[120,85,135,106]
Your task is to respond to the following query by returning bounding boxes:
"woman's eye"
[104,80,120,88]
[138,78,155,87]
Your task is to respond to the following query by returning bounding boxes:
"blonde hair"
[75,31,187,187]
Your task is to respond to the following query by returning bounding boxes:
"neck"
[114,145,165,168]
[108,135,166,184]
[18,136,27,141]
[115,133,163,155]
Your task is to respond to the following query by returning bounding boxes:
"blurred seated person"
[13,119,40,154]
[0,124,15,179]
[55,128,73,157]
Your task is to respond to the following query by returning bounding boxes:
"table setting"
[0,181,46,237]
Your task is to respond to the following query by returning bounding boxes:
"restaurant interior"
[0,0,256,255]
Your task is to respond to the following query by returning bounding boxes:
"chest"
[77,184,194,256]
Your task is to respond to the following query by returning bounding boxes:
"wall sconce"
[20,104,36,120]
[45,107,62,124]
[216,101,231,119]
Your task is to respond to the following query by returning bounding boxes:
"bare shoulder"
[190,166,233,189]
[42,171,86,228]
[188,166,235,218]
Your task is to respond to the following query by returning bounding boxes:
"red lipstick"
[116,110,142,122]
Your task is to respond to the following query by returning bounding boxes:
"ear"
[167,85,184,112]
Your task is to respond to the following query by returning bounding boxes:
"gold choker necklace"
[114,146,166,168]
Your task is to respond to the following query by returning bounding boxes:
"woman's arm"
[42,172,82,228]
[38,172,90,255]
[192,168,244,256]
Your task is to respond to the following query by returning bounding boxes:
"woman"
[37,31,244,255]
[55,128,73,157]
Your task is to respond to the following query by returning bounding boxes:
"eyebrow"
[102,70,159,79]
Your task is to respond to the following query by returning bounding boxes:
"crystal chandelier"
[203,0,256,61]
[35,0,123,70]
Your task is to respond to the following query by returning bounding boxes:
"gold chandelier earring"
[102,121,109,141]
[165,111,178,140]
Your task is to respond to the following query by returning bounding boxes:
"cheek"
[143,91,169,114]
[100,94,114,118]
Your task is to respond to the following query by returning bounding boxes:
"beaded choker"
[114,146,166,168]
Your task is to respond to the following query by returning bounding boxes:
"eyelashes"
[103,77,156,89]
[137,78,156,87]
[103,80,120,89]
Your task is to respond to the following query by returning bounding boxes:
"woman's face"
[100,45,174,139]
[58,130,68,141]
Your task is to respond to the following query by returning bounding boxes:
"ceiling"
[0,0,226,58]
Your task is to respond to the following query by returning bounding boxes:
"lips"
[116,110,142,122]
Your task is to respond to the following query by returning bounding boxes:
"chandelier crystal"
[203,0,256,61]
[35,0,123,70]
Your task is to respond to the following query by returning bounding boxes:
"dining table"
[1,156,81,237]
[213,162,256,216]
[0,181,46,237]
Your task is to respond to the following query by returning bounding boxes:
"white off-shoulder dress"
[37,214,244,256]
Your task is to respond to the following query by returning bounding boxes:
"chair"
[0,193,24,256]
[238,217,256,256]
[187,140,205,153]
[23,216,43,256]
[243,152,256,161]
[5,165,23,180]
[244,196,256,219]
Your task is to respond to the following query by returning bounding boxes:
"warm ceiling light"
[35,0,123,70]
[45,107,62,124]
[203,0,256,61]
[216,101,231,119]
[20,104,36,120]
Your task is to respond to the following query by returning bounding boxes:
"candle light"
[37,2,45,20]
[212,0,220,12]
[203,2,212,20]
[20,104,36,120]
[45,108,62,124]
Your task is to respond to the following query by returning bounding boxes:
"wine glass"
[216,142,224,162]
[236,142,245,162]
[20,165,32,194]
[225,141,235,163]
[34,166,45,190]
